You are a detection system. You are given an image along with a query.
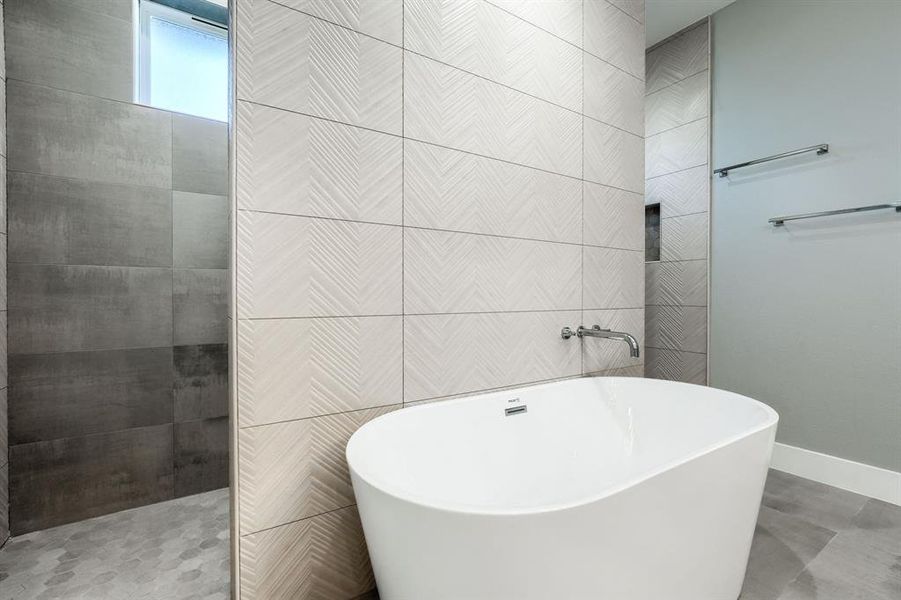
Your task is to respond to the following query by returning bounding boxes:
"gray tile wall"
[4,0,228,535]
[644,20,709,384]
[0,0,8,549]
[231,0,645,597]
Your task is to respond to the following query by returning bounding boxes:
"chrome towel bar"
[769,203,901,226]
[715,143,828,178]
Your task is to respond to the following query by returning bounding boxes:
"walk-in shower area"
[0,0,229,597]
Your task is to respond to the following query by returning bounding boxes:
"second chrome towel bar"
[769,202,901,226]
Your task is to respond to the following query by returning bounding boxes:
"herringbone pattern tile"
[608,0,644,23]
[487,0,582,47]
[404,228,581,314]
[645,260,708,307]
[404,140,581,243]
[404,52,581,177]
[584,51,644,135]
[646,118,708,179]
[236,0,402,134]
[661,213,708,262]
[582,308,644,373]
[236,101,402,224]
[405,0,582,111]
[278,0,403,45]
[645,70,708,137]
[646,305,707,353]
[584,0,644,78]
[235,211,402,319]
[646,21,708,94]
[232,0,648,595]
[646,165,709,218]
[584,117,644,193]
[238,406,397,534]
[645,347,707,385]
[583,181,644,250]
[237,316,403,427]
[583,246,644,309]
[404,310,581,402]
[239,506,375,600]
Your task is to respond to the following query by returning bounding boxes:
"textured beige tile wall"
[644,19,709,384]
[231,0,645,597]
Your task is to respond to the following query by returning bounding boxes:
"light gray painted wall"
[710,0,901,471]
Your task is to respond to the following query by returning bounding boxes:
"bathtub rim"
[347,376,779,517]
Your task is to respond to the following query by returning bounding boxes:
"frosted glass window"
[138,1,228,122]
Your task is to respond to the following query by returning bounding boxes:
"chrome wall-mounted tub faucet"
[561,325,640,358]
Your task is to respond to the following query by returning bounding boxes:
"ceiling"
[646,0,737,48]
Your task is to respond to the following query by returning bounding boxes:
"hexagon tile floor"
[0,488,229,600]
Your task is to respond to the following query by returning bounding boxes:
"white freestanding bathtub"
[346,377,778,600]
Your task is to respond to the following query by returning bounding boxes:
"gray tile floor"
[741,470,901,600]
[0,472,897,600]
[0,488,228,600]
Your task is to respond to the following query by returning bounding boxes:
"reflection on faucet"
[571,325,640,358]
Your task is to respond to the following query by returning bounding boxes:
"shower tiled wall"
[0,0,7,549]
[644,20,709,384]
[3,0,228,534]
[231,0,645,596]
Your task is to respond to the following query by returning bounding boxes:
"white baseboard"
[771,442,901,506]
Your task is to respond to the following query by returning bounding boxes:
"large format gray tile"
[172,114,227,196]
[173,191,228,269]
[404,52,581,178]
[174,344,228,423]
[0,389,7,468]
[404,140,581,243]
[405,0,582,111]
[236,0,402,135]
[740,505,836,600]
[404,228,581,314]
[235,101,402,225]
[5,0,132,102]
[237,316,402,428]
[7,81,171,188]
[9,264,173,354]
[9,171,173,267]
[174,417,229,498]
[278,0,402,45]
[8,347,173,444]
[173,269,228,346]
[9,424,174,535]
[762,469,870,533]
[235,211,402,319]
[778,527,901,600]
